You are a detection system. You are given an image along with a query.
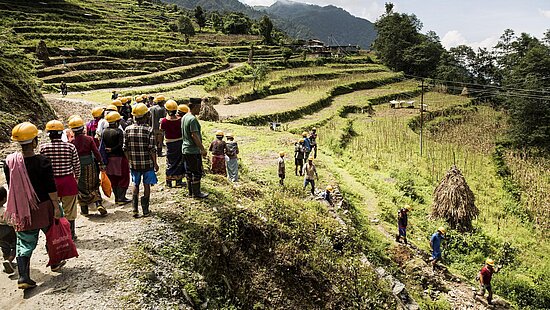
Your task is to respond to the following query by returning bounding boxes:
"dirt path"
[322,152,510,309]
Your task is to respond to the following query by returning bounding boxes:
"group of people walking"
[0,94,218,290]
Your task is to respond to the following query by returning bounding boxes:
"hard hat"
[299,138,304,143]
[405,205,411,211]
[226,133,234,138]
[135,96,144,103]
[279,151,285,156]
[178,104,189,113]
[165,100,178,111]
[485,258,495,266]
[312,127,317,130]
[141,94,148,99]
[105,111,121,123]
[438,226,447,234]
[326,185,333,192]
[215,130,224,137]
[92,107,104,118]
[302,131,308,137]
[120,97,130,104]
[46,120,64,132]
[11,122,39,144]
[68,115,85,129]
[105,105,118,112]
[308,156,314,161]
[153,95,166,103]
[111,99,123,107]
[132,103,149,118]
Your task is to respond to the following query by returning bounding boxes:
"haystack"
[36,40,50,62]
[223,95,240,105]
[199,98,219,121]
[432,165,478,232]
[461,87,469,97]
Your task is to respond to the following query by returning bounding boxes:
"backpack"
[226,142,238,157]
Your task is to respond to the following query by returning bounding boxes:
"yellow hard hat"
[105,104,118,112]
[120,97,129,104]
[226,133,234,138]
[326,185,333,192]
[312,127,317,131]
[405,205,411,211]
[299,138,304,143]
[215,130,224,137]
[438,226,447,234]
[105,111,121,123]
[153,95,166,103]
[46,120,64,132]
[178,104,190,113]
[165,100,178,111]
[92,107,104,118]
[279,151,285,156]
[11,122,39,144]
[68,115,85,129]
[135,96,144,103]
[486,258,495,266]
[308,156,314,161]
[111,99,123,107]
[302,131,308,137]
[132,103,149,118]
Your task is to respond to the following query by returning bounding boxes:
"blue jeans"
[304,179,315,194]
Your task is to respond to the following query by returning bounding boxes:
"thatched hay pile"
[199,98,219,121]
[36,40,50,62]
[432,165,478,232]
[223,95,240,105]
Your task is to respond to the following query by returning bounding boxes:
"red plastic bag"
[46,217,79,267]
[100,171,112,197]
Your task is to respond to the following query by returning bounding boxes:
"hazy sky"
[240,0,550,49]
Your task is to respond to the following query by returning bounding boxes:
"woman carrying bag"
[3,122,66,290]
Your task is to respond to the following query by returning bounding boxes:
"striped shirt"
[123,123,156,171]
[39,139,81,179]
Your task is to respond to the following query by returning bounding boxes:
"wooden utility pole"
[420,79,425,156]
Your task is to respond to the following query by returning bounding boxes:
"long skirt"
[211,155,226,175]
[77,156,101,206]
[106,156,130,189]
[227,157,238,182]
[166,140,184,181]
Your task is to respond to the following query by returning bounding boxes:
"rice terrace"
[0,0,548,309]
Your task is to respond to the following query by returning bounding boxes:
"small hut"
[432,166,478,232]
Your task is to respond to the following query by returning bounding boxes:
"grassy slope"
[123,122,397,309]
[318,92,549,309]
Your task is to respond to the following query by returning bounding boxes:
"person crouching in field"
[103,112,132,206]
[209,131,227,176]
[160,100,185,188]
[40,120,80,240]
[68,116,108,216]
[124,103,159,218]
[225,133,239,182]
[5,122,64,289]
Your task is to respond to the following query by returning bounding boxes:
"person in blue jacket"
[430,226,446,270]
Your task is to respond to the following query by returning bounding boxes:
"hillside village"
[0,0,549,309]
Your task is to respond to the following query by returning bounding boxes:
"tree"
[402,33,444,77]
[194,6,206,32]
[258,15,273,44]
[222,13,251,35]
[372,4,423,73]
[210,12,223,32]
[252,63,268,92]
[176,15,195,39]
[282,48,292,63]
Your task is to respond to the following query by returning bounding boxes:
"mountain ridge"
[162,0,376,48]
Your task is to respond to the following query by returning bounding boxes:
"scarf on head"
[3,152,39,228]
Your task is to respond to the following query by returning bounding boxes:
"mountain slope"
[260,1,376,48]
[163,0,376,48]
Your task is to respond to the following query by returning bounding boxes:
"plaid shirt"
[123,123,156,171]
[39,139,80,179]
